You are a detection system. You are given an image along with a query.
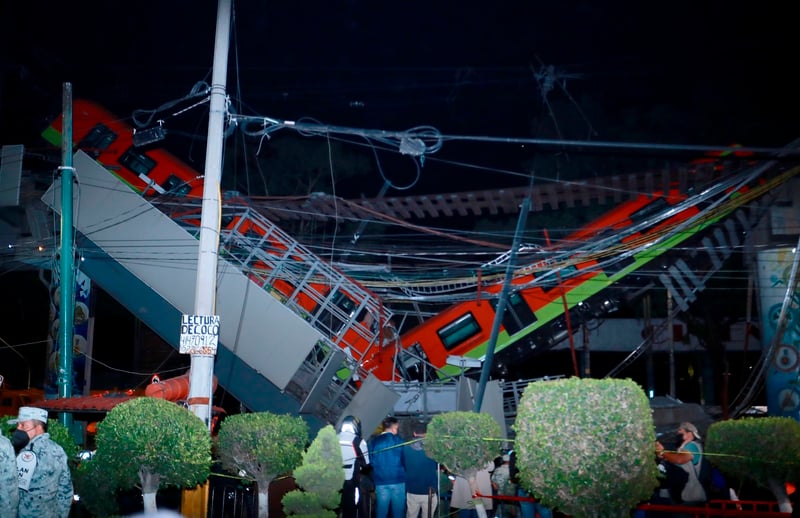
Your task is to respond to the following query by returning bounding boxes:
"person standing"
[339,415,372,518]
[491,454,515,518]
[656,421,707,506]
[370,416,406,518]
[404,422,439,518]
[0,433,19,517]
[9,406,73,518]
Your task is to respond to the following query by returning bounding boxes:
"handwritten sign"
[179,314,220,354]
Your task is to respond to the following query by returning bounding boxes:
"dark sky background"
[0,1,797,396]
[3,2,799,157]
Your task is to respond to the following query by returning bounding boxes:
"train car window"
[314,289,359,334]
[629,197,669,224]
[78,123,117,152]
[603,254,637,276]
[162,174,192,196]
[119,147,157,177]
[489,292,537,335]
[438,312,481,351]
[536,265,577,293]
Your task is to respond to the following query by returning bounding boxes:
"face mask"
[12,430,30,452]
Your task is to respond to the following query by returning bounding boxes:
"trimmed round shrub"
[217,412,308,518]
[425,411,502,477]
[514,377,658,518]
[707,416,800,511]
[95,397,211,511]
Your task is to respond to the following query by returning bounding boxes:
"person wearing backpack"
[656,422,707,506]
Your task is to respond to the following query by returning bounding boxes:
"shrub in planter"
[282,424,343,518]
[426,411,502,518]
[217,412,308,518]
[95,397,212,514]
[514,377,658,518]
[706,416,800,512]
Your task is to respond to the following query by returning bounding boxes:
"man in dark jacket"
[369,416,406,518]
[404,422,438,518]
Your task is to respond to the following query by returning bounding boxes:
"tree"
[707,417,800,512]
[282,424,343,518]
[514,377,658,518]
[217,412,309,518]
[94,397,211,514]
[426,411,502,518]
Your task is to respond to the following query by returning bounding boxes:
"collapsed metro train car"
[44,100,778,388]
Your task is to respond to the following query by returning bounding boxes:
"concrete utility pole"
[58,82,75,427]
[187,0,231,428]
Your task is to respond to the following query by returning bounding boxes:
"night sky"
[1,1,797,395]
[3,2,799,150]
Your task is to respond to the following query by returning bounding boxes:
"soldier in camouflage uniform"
[9,406,73,518]
[0,433,19,517]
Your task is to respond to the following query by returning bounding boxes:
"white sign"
[179,314,220,354]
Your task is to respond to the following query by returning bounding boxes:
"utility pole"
[474,197,530,412]
[58,82,75,427]
[186,0,231,429]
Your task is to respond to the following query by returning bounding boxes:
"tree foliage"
[283,425,342,518]
[282,491,336,518]
[425,411,501,478]
[707,416,800,508]
[217,412,309,518]
[95,398,211,494]
[217,412,309,490]
[514,378,658,518]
